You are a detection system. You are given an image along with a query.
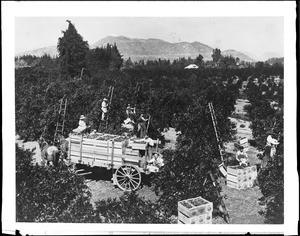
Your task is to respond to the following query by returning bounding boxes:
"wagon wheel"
[115,164,141,191]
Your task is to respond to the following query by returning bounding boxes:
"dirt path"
[213,99,265,224]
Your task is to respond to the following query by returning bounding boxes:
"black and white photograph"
[2,1,297,235]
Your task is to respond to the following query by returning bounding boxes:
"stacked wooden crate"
[68,133,139,168]
[178,197,213,224]
[68,132,164,172]
[226,165,257,190]
[239,137,249,151]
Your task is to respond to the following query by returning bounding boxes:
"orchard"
[15,20,284,224]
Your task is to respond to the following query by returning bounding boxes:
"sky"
[15,17,283,57]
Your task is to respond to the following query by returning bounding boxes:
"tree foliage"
[16,145,98,222]
[86,43,123,75]
[244,75,284,224]
[57,20,89,77]
[95,192,171,223]
[212,48,222,65]
[152,80,237,216]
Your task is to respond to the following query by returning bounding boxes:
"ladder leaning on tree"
[53,96,68,143]
[99,86,114,132]
[204,102,230,223]
[208,102,227,177]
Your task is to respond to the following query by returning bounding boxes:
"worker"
[101,98,108,121]
[126,104,136,118]
[144,135,155,159]
[124,104,136,126]
[72,115,87,134]
[148,152,164,168]
[262,135,279,168]
[137,113,148,138]
[236,145,249,167]
[254,134,280,187]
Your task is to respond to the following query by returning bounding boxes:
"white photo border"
[2,1,297,235]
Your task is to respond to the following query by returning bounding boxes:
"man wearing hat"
[126,104,136,118]
[72,115,87,133]
[262,134,279,168]
[236,145,249,167]
[147,152,164,168]
[101,98,108,121]
[137,113,148,138]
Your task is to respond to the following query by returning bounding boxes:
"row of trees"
[244,76,284,224]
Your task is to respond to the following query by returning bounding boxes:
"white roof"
[184,64,199,69]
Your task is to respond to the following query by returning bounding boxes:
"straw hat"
[270,138,279,145]
[80,115,86,120]
[103,98,108,101]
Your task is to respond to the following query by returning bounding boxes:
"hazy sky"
[15,17,283,56]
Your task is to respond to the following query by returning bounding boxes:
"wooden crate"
[250,165,257,173]
[250,165,257,179]
[227,165,245,176]
[227,165,255,190]
[131,142,147,150]
[178,211,212,224]
[178,196,213,224]
[239,137,248,145]
[226,180,243,190]
[226,174,244,183]
[178,211,206,224]
[247,179,254,188]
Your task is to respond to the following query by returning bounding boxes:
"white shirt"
[101,101,108,112]
[78,120,87,128]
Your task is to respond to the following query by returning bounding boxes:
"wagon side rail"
[68,133,160,174]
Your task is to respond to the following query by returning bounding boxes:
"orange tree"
[151,79,238,216]
[244,73,284,224]
[16,144,98,222]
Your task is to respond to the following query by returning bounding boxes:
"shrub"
[244,78,284,224]
[257,157,284,223]
[95,191,171,223]
[16,144,98,222]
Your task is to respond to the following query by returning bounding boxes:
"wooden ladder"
[99,86,114,132]
[54,97,68,143]
[208,102,227,177]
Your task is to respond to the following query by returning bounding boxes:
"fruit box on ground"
[239,137,249,150]
[178,196,213,224]
[226,165,257,190]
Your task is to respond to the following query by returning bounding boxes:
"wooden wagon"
[67,132,162,191]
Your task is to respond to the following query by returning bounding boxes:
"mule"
[38,137,60,167]
[56,134,69,161]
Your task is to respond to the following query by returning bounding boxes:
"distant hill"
[257,52,282,62]
[15,36,281,63]
[16,46,58,58]
[222,49,256,62]
[91,36,214,62]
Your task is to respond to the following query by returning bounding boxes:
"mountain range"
[16,36,282,62]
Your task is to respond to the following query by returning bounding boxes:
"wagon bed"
[67,132,161,191]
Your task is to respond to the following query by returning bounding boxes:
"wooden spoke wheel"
[115,164,141,191]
